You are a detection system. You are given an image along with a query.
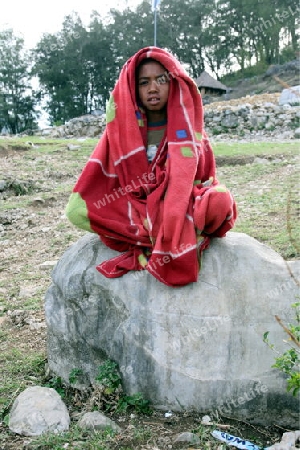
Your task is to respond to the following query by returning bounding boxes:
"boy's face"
[137,60,170,121]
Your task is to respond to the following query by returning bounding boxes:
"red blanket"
[66,46,237,287]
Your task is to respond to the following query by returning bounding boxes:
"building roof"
[195,71,227,91]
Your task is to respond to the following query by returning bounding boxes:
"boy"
[136,58,169,162]
[66,46,237,287]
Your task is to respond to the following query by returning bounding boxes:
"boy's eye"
[139,80,149,86]
[157,76,167,84]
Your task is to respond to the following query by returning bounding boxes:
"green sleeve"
[65,192,94,233]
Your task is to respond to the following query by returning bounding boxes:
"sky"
[1,0,143,49]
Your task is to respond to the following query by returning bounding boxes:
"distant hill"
[214,59,300,102]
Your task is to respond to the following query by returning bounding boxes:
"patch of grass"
[131,424,153,441]
[0,349,46,420]
[3,349,45,377]
[218,159,300,259]
[0,136,97,147]
[21,297,42,311]
[213,141,300,158]
[0,201,30,212]
[26,425,116,450]
[0,329,8,342]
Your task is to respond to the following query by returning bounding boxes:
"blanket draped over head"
[66,46,237,287]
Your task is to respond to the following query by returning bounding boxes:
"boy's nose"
[148,80,158,91]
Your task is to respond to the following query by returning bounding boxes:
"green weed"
[95,361,122,394]
[94,360,152,414]
[69,368,84,385]
[117,392,152,414]
[263,301,300,396]
[44,376,66,398]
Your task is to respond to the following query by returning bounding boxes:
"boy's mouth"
[148,97,160,105]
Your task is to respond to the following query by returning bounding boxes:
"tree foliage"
[0,0,299,131]
[33,13,96,124]
[0,29,39,134]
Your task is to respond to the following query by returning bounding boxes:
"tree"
[0,29,39,134]
[87,11,122,108]
[215,0,299,71]
[158,0,207,78]
[247,0,282,65]
[106,2,155,73]
[277,0,299,56]
[157,0,228,79]
[33,13,90,124]
[33,12,119,124]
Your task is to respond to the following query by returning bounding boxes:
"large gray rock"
[45,232,299,427]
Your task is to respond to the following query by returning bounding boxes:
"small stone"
[266,430,300,449]
[42,227,51,233]
[31,198,45,206]
[201,414,213,425]
[67,144,80,151]
[29,321,46,331]
[78,411,122,433]
[254,157,269,164]
[0,316,8,328]
[40,261,58,270]
[19,286,38,299]
[9,386,70,436]
[294,127,300,139]
[173,431,200,445]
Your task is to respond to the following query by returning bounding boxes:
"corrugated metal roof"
[195,71,227,91]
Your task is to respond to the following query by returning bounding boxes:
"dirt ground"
[0,137,299,449]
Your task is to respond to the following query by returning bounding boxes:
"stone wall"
[37,94,300,140]
[38,114,106,139]
[204,93,300,140]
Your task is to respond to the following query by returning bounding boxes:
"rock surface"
[265,430,300,450]
[279,85,300,106]
[44,232,300,427]
[8,386,70,436]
